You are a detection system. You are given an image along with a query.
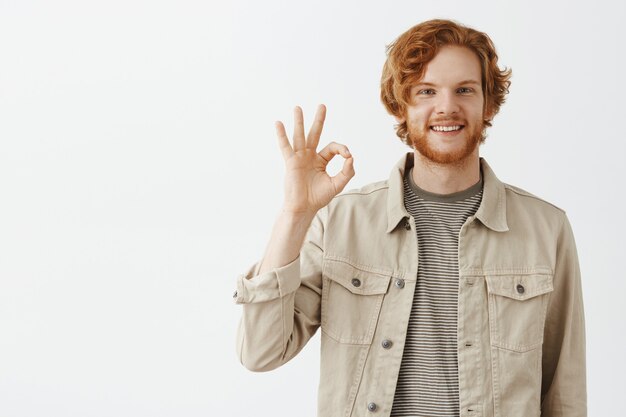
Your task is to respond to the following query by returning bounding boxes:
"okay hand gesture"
[275,104,355,217]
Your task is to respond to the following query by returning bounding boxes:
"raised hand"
[275,104,355,217]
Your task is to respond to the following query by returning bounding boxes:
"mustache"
[428,118,466,125]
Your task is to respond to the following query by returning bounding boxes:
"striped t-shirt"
[390,165,483,417]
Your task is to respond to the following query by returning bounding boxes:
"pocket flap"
[323,259,392,295]
[485,274,553,301]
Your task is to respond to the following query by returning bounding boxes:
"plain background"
[0,0,624,416]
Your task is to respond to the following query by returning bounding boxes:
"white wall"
[0,0,623,415]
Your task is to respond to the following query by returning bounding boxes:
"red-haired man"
[234,19,586,417]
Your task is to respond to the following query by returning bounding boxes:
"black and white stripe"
[390,168,482,417]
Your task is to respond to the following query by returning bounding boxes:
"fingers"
[276,104,329,161]
[318,141,355,193]
[306,104,326,151]
[275,121,293,161]
[318,141,352,163]
[292,106,305,152]
[330,155,355,194]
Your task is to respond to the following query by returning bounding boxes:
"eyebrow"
[414,79,481,87]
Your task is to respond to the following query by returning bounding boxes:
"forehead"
[417,45,482,86]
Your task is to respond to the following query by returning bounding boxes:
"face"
[396,45,492,165]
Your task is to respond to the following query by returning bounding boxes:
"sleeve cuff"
[233,256,301,304]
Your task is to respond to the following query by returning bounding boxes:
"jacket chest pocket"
[485,273,554,352]
[321,259,392,345]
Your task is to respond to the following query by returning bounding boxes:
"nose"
[435,90,460,115]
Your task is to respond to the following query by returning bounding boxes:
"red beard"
[407,118,487,165]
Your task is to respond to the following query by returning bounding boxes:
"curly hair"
[380,19,512,144]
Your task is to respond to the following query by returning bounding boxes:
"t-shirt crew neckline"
[405,166,484,203]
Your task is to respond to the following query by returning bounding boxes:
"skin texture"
[395,45,495,194]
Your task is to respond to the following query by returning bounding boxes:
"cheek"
[407,109,431,125]
[473,100,486,118]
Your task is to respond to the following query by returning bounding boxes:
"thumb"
[330,157,355,194]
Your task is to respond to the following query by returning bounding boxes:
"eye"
[458,87,474,94]
[418,89,435,95]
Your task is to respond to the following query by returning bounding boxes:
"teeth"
[432,125,462,132]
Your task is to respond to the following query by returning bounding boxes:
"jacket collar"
[385,152,509,233]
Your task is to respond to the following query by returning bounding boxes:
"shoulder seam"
[335,182,389,198]
[504,184,565,214]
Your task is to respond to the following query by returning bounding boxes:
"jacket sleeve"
[541,212,587,416]
[233,207,326,372]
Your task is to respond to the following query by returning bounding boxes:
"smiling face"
[396,45,492,165]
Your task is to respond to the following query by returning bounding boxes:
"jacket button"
[394,278,405,289]
[403,219,411,230]
[351,278,361,287]
[516,284,525,294]
[382,339,392,349]
[367,402,377,412]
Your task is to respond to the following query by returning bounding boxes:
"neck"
[411,150,481,195]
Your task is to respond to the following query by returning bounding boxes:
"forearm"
[236,261,300,372]
[541,213,587,416]
[235,210,325,372]
[258,209,316,275]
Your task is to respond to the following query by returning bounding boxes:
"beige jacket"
[234,153,586,417]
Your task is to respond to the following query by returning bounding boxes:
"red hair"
[380,19,512,144]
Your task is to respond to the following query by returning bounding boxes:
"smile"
[430,125,464,132]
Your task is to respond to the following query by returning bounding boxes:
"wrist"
[279,207,317,224]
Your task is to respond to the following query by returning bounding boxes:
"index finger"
[275,121,293,161]
[306,104,326,151]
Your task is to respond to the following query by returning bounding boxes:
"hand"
[275,104,355,217]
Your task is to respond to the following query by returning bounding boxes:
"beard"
[406,117,487,165]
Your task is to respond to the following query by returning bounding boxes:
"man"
[233,19,586,417]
